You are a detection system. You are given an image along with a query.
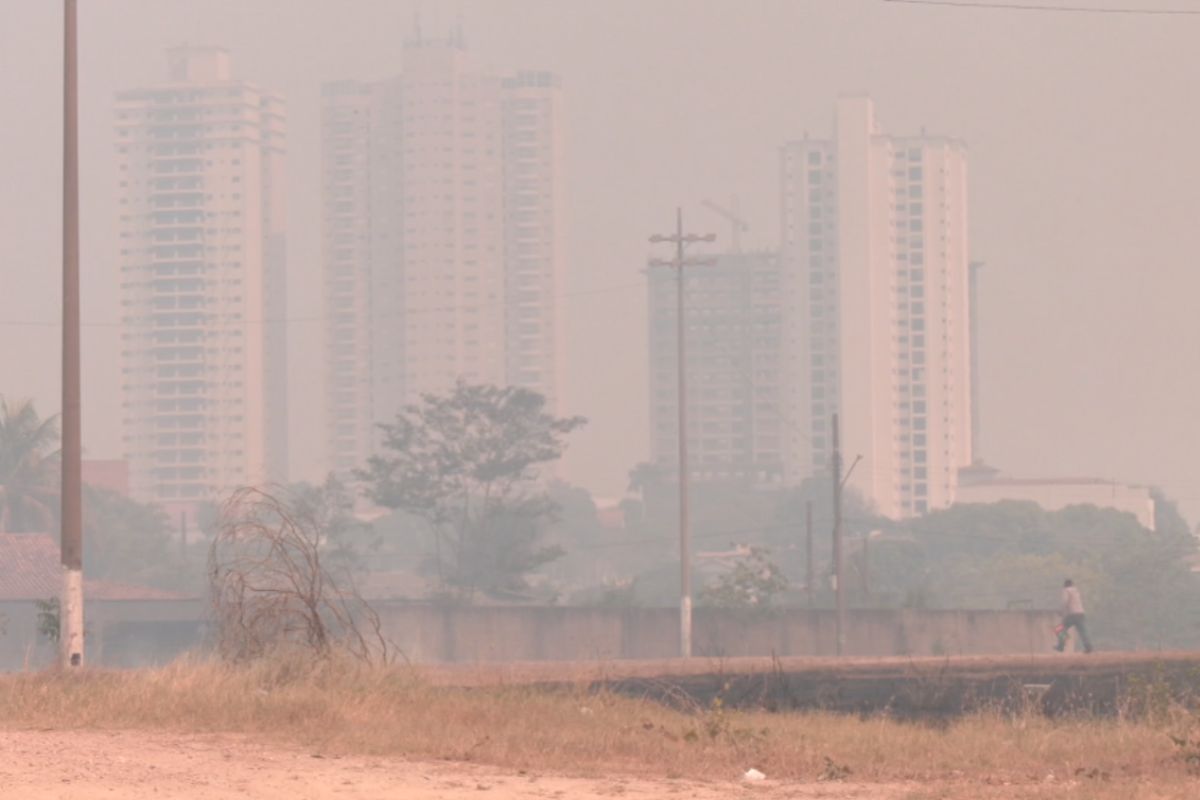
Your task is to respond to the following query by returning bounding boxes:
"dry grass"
[0,657,1197,792]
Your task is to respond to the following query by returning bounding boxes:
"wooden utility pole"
[831,413,845,656]
[861,532,871,596]
[830,414,861,658]
[649,208,715,658]
[60,0,85,668]
[805,500,814,608]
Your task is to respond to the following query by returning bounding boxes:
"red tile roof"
[0,534,191,601]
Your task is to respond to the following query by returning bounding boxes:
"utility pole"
[830,412,861,659]
[649,208,715,658]
[861,532,870,597]
[831,413,845,657]
[805,500,814,608]
[60,0,84,668]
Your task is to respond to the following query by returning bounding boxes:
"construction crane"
[702,197,749,253]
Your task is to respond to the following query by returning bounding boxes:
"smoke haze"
[2,0,1199,512]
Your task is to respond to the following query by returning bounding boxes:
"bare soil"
[0,729,902,799]
[0,729,1195,800]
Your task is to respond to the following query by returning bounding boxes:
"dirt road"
[0,729,914,800]
[4,729,1198,799]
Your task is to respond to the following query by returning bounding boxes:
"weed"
[818,755,852,781]
[0,661,1196,786]
[1168,729,1200,774]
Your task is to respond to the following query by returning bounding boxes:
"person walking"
[1054,578,1093,653]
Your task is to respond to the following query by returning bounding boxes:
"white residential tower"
[117,47,287,512]
[321,33,565,473]
[781,97,972,518]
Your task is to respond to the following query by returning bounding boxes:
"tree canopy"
[864,498,1200,649]
[0,399,60,533]
[358,383,585,600]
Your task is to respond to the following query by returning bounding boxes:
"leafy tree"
[864,498,1200,649]
[542,481,617,587]
[358,382,585,600]
[768,476,880,597]
[700,546,789,609]
[0,399,60,533]
[83,485,196,592]
[284,475,376,574]
[626,462,670,524]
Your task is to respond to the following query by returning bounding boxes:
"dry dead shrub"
[208,486,393,664]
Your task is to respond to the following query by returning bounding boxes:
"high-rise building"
[320,33,564,473]
[646,251,792,486]
[781,96,972,518]
[117,47,287,510]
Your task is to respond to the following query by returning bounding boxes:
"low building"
[955,464,1155,530]
[0,534,202,668]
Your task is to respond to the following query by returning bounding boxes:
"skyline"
[3,1,1200,516]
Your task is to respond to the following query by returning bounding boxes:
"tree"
[358,383,585,600]
[84,485,192,591]
[700,546,789,609]
[0,399,60,533]
[285,475,376,574]
[768,476,881,596]
[542,482,612,587]
[864,499,1200,649]
[626,462,669,523]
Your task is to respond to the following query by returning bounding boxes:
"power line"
[883,0,1200,14]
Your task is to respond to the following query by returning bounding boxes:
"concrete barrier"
[376,605,1058,663]
[0,601,1057,668]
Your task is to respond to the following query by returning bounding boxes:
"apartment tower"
[321,33,564,473]
[117,47,287,510]
[781,96,972,518]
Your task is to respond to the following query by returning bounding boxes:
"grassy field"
[1,658,1199,798]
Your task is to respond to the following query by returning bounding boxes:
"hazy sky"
[3,0,1200,516]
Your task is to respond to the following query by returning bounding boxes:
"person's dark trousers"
[1055,613,1093,653]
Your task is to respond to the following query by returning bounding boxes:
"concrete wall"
[0,602,1057,669]
[0,600,205,671]
[377,605,1058,663]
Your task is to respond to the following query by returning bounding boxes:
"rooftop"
[0,534,192,602]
